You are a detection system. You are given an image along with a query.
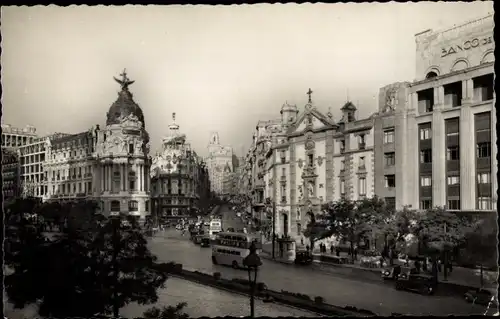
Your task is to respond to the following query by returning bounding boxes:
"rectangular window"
[384,175,396,188]
[339,140,345,153]
[420,149,432,163]
[476,143,491,158]
[446,118,459,136]
[447,176,460,185]
[129,180,135,191]
[447,146,460,160]
[129,143,134,154]
[447,199,460,210]
[420,176,432,187]
[308,154,314,166]
[477,172,491,184]
[340,180,345,195]
[477,197,492,210]
[420,128,431,140]
[340,160,345,171]
[358,177,366,195]
[78,183,82,193]
[384,152,395,166]
[359,156,365,168]
[383,130,394,144]
[420,199,432,210]
[282,167,286,176]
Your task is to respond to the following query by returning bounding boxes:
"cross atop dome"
[114,68,135,91]
[307,88,313,104]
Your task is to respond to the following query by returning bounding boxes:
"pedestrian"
[336,247,340,257]
[330,244,334,255]
[353,245,358,260]
[414,260,421,273]
[301,237,304,246]
[306,244,310,252]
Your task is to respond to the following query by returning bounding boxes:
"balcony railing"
[359,142,366,150]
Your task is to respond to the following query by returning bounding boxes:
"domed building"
[92,70,151,222]
[150,113,210,222]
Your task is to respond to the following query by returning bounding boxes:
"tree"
[5,201,169,318]
[411,207,473,281]
[458,214,497,287]
[320,198,370,262]
[355,196,390,250]
[371,207,417,264]
[144,303,189,319]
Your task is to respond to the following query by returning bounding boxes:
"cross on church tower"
[307,88,313,103]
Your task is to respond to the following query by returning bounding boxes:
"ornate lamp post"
[243,242,262,317]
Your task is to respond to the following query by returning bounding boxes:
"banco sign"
[441,36,493,58]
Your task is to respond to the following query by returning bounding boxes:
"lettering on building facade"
[441,36,493,57]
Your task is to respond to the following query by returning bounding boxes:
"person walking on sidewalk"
[330,244,334,255]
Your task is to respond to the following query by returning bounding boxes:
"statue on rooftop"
[114,68,135,91]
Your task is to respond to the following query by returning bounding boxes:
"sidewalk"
[261,245,497,290]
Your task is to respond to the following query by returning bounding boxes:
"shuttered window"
[475,112,491,132]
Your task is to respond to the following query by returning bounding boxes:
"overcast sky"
[1,3,493,157]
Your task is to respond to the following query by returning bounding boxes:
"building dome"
[106,70,146,126]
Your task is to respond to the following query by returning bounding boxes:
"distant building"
[150,113,210,220]
[373,13,495,212]
[2,148,21,201]
[206,132,234,195]
[1,123,37,149]
[44,131,95,203]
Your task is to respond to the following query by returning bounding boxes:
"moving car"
[294,249,313,265]
[395,269,436,295]
[201,237,211,248]
[464,287,498,306]
[381,265,403,280]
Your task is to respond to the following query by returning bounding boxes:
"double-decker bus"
[211,232,262,269]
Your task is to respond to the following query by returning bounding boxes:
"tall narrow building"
[206,132,234,195]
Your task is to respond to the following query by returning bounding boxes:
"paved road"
[150,206,485,316]
[121,276,319,318]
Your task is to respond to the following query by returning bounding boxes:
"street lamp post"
[110,214,121,318]
[243,242,262,318]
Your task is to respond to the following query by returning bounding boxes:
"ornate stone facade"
[92,71,151,221]
[150,113,210,220]
[246,90,375,242]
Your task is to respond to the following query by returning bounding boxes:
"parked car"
[395,269,436,295]
[464,288,498,306]
[295,249,313,265]
[382,265,403,280]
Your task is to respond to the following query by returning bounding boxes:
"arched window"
[426,71,438,79]
[129,200,139,212]
[111,200,120,212]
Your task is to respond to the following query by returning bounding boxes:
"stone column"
[462,79,474,104]
[490,109,497,208]
[103,164,107,191]
[460,106,475,210]
[121,163,125,191]
[432,111,446,207]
